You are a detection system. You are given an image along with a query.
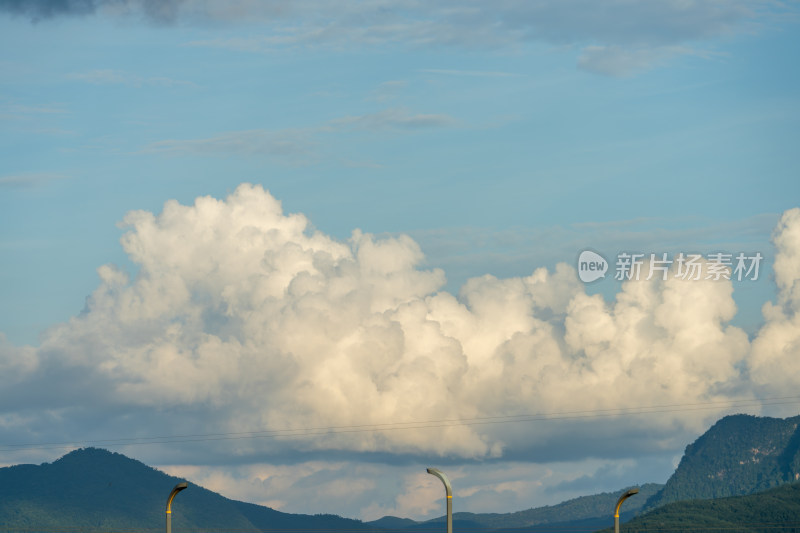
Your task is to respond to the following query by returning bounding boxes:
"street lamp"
[614,487,639,533]
[166,482,188,533]
[426,468,452,533]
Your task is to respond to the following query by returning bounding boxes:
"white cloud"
[0,333,38,377]
[749,208,800,392]
[1,184,795,463]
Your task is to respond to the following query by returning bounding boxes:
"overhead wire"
[1,395,798,453]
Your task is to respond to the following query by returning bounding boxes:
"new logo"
[577,250,608,283]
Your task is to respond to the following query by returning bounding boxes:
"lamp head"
[614,486,639,518]
[166,482,189,513]
[426,467,452,496]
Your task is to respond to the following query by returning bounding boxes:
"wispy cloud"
[4,104,68,114]
[185,34,302,54]
[0,99,69,121]
[577,45,707,77]
[142,107,458,160]
[329,108,457,131]
[420,69,519,78]
[0,172,66,188]
[142,129,313,158]
[368,80,408,102]
[0,99,74,137]
[67,69,196,88]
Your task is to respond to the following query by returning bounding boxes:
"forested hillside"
[646,414,800,508]
[610,482,800,532]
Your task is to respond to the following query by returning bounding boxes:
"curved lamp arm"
[427,468,452,533]
[166,482,188,533]
[614,487,639,533]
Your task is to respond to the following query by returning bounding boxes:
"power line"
[1,395,798,453]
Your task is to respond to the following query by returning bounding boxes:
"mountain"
[371,413,800,532]
[0,447,376,533]
[5,413,800,533]
[645,414,800,509]
[602,481,800,533]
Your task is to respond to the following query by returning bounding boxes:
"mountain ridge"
[370,483,663,530]
[645,413,800,509]
[0,447,375,532]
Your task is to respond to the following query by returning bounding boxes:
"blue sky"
[1,0,800,522]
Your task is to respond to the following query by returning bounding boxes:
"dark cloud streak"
[0,0,100,20]
[0,0,184,23]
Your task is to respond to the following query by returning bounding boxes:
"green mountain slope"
[646,414,800,509]
[0,448,375,533]
[605,482,800,533]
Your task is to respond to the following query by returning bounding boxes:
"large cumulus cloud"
[3,184,797,467]
[749,208,800,392]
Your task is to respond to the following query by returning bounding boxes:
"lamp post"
[426,468,452,533]
[166,482,188,533]
[614,487,639,533]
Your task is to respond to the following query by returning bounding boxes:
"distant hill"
[645,414,800,509]
[368,484,663,532]
[602,481,800,533]
[0,447,377,533]
[456,483,662,529]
